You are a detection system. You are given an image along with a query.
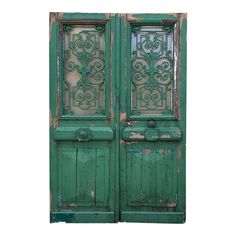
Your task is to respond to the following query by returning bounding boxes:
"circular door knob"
[147,120,156,128]
[80,131,88,139]
[77,128,91,141]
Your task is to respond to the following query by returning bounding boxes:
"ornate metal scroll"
[131,25,174,115]
[63,24,106,116]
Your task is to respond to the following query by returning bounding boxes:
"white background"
[0,0,236,235]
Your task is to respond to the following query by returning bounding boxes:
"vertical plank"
[164,150,177,204]
[163,151,172,202]
[77,148,96,206]
[104,147,110,205]
[127,150,142,204]
[58,146,77,206]
[172,150,178,204]
[155,149,177,205]
[95,147,109,206]
[141,149,156,204]
[95,148,105,206]
[155,149,164,205]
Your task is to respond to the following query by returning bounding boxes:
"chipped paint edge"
[126,14,144,22]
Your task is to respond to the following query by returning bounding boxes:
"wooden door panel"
[119,13,186,223]
[50,13,117,223]
[57,143,110,208]
[126,144,177,207]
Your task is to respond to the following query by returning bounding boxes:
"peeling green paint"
[61,12,108,20]
[50,13,186,223]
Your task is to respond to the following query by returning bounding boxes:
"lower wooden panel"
[51,211,115,223]
[126,145,177,207]
[120,211,185,223]
[57,143,110,208]
[120,142,181,222]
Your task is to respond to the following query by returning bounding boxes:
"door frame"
[50,13,187,223]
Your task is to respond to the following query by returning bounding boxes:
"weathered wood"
[51,212,115,223]
[59,12,110,20]
[126,13,178,23]
[120,212,185,223]
[126,143,178,208]
[122,127,182,141]
[54,127,113,141]
[58,146,77,206]
[50,12,187,224]
[50,12,116,224]
[177,13,187,213]
[49,12,58,212]
[119,13,186,224]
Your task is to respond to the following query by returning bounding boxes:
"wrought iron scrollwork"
[63,24,106,115]
[131,26,174,114]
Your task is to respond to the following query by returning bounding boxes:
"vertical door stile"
[114,13,121,222]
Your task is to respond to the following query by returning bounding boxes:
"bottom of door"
[120,211,185,223]
[51,211,185,223]
[51,211,115,223]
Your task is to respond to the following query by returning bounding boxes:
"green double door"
[50,13,186,223]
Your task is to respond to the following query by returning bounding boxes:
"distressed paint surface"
[119,13,186,224]
[57,144,110,206]
[122,127,182,141]
[50,13,186,223]
[54,127,113,141]
[126,146,177,207]
[50,13,116,223]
